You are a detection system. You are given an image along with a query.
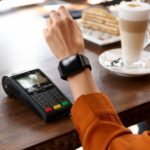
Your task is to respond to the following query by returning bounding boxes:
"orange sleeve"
[71,93,150,150]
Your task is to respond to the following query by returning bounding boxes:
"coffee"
[119,2,150,65]
[119,19,148,33]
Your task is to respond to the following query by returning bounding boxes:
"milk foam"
[119,2,150,21]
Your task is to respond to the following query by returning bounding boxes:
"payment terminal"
[2,69,72,122]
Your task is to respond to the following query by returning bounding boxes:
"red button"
[45,107,52,113]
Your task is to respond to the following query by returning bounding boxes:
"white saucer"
[99,48,150,77]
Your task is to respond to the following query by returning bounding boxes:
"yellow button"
[53,104,62,110]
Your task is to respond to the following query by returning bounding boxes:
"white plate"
[77,19,120,46]
[99,48,150,77]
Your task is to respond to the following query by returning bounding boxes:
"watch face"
[58,54,91,80]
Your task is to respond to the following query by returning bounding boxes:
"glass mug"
[118,1,150,68]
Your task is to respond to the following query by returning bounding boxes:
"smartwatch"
[58,54,92,80]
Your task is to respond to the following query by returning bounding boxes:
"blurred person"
[43,6,150,150]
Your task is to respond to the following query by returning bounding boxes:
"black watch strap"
[58,54,91,80]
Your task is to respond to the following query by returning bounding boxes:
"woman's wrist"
[68,68,100,100]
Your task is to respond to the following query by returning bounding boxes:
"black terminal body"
[2,69,72,122]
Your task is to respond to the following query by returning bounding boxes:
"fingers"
[46,18,52,26]
[47,6,73,25]
[58,6,72,20]
[74,20,82,32]
[49,10,61,23]
[43,28,48,37]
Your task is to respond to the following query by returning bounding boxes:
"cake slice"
[82,7,120,35]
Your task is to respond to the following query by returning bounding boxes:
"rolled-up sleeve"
[71,93,150,150]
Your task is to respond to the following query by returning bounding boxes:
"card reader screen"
[16,72,48,89]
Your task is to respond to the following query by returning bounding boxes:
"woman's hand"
[44,6,99,99]
[43,6,85,60]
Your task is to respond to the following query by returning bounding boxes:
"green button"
[62,101,69,107]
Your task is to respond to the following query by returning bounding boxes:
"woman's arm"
[44,6,150,150]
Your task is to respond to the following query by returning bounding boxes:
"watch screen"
[16,72,48,89]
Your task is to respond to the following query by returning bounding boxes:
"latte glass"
[119,2,150,67]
